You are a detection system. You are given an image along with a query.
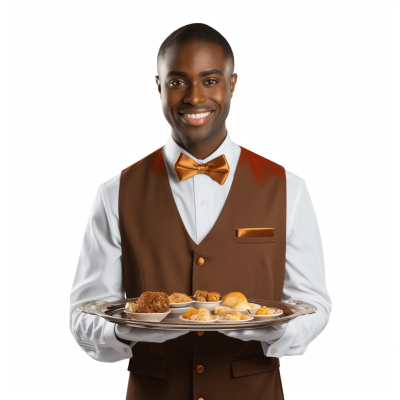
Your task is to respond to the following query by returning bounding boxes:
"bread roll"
[231,301,253,311]
[221,292,247,307]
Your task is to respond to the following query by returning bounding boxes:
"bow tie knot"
[174,153,230,185]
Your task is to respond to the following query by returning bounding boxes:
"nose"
[183,82,206,105]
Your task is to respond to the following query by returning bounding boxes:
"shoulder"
[285,169,306,195]
[121,147,166,179]
[238,146,285,182]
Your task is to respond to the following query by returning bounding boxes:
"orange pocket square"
[236,228,274,237]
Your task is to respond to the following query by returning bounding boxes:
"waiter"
[70,23,331,400]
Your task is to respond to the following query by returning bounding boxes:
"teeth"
[183,111,212,119]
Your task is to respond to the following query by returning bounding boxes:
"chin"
[175,126,216,144]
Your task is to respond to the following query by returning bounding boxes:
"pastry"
[221,292,248,307]
[256,306,275,315]
[182,308,198,319]
[187,307,212,321]
[206,292,220,302]
[231,301,253,311]
[125,291,169,313]
[190,313,212,321]
[225,311,243,321]
[193,290,202,298]
[197,308,211,315]
[193,290,221,302]
[214,306,230,316]
[168,292,192,303]
[225,311,251,321]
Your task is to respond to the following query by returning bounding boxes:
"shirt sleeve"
[69,177,134,362]
[263,177,332,358]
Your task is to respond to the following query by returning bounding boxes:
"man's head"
[156,23,237,146]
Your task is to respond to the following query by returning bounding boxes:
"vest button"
[196,257,205,265]
[197,331,204,336]
[196,365,204,373]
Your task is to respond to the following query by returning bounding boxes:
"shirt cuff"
[262,322,296,358]
[103,321,134,359]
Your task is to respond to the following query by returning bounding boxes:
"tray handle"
[78,300,108,315]
[283,300,317,316]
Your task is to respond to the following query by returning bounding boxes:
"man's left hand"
[218,324,287,343]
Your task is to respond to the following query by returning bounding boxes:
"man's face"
[156,41,237,144]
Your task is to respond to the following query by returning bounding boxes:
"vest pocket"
[128,354,168,379]
[231,355,280,378]
[233,236,276,244]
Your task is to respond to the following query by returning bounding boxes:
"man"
[70,23,331,400]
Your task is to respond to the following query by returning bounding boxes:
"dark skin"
[156,41,238,160]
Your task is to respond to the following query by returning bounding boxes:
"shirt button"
[271,348,278,354]
[197,331,204,336]
[200,201,206,206]
[196,257,205,266]
[196,365,204,373]
[123,348,129,354]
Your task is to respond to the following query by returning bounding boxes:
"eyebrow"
[166,69,224,78]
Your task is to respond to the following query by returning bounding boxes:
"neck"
[171,125,227,160]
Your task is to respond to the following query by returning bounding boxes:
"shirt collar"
[164,130,235,174]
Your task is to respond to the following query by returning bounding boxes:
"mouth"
[179,110,213,126]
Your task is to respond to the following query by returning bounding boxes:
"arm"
[262,178,332,357]
[69,176,134,363]
[219,176,332,357]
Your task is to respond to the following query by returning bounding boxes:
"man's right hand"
[115,324,190,343]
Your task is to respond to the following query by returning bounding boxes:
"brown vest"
[119,146,286,400]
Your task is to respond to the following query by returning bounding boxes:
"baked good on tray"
[181,308,198,319]
[225,311,252,321]
[231,301,255,310]
[221,292,247,307]
[125,291,169,313]
[168,292,192,303]
[214,306,231,316]
[256,306,275,315]
[181,307,212,321]
[193,290,221,302]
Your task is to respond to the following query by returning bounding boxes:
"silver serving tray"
[79,298,317,331]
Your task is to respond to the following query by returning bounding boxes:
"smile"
[179,111,213,126]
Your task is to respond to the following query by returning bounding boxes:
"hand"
[115,324,190,344]
[218,324,287,344]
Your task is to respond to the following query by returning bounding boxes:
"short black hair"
[157,23,234,75]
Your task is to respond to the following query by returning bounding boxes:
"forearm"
[70,302,133,363]
[262,299,330,357]
[69,180,132,362]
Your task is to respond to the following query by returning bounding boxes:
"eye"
[204,78,218,85]
[169,80,185,87]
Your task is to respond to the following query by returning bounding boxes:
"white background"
[1,1,399,399]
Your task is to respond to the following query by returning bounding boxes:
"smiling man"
[70,23,331,400]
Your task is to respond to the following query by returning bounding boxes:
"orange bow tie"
[174,153,230,185]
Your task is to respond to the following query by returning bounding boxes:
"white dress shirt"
[69,131,332,362]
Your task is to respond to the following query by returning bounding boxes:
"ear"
[230,73,238,98]
[155,76,161,98]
